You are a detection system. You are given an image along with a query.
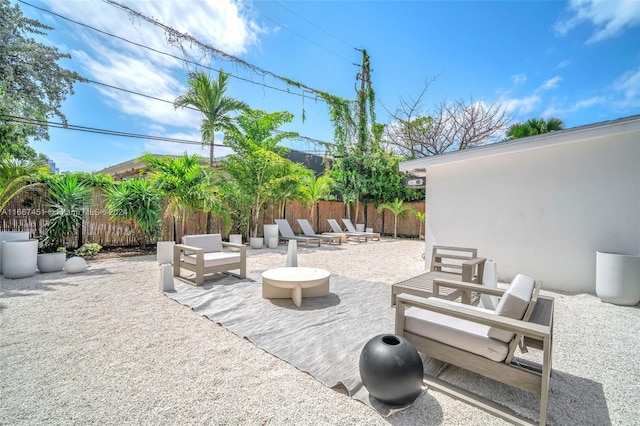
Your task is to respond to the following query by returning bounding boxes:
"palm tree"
[377,198,414,238]
[174,70,248,166]
[43,174,92,250]
[0,158,49,211]
[140,153,230,242]
[506,117,565,140]
[414,210,426,239]
[104,178,163,248]
[300,174,335,227]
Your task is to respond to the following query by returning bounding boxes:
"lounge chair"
[173,233,246,286]
[327,219,369,242]
[395,274,554,425]
[296,219,342,245]
[274,219,321,247]
[391,245,486,305]
[341,218,380,241]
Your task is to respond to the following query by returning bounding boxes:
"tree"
[222,109,303,238]
[105,178,162,248]
[42,174,92,250]
[384,82,509,159]
[140,153,230,242]
[0,0,85,140]
[377,198,414,238]
[0,158,49,211]
[505,117,565,140]
[300,174,335,226]
[174,70,248,166]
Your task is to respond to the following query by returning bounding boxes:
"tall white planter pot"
[0,231,29,274]
[156,241,175,264]
[229,234,242,252]
[596,251,640,306]
[263,224,279,244]
[2,239,38,278]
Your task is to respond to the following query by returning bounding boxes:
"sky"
[14,0,640,173]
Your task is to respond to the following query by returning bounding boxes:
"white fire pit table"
[261,267,330,307]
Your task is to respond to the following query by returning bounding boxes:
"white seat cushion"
[404,300,509,362]
[184,252,240,268]
[487,274,535,343]
[182,234,222,253]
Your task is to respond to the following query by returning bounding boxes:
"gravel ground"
[1,238,638,425]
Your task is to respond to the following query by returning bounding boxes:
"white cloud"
[498,95,542,117]
[49,152,108,173]
[557,59,572,69]
[538,76,562,91]
[555,0,640,44]
[511,74,527,85]
[542,96,605,117]
[612,67,640,109]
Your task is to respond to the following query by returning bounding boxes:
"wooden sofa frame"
[391,245,486,305]
[173,240,246,286]
[395,279,554,425]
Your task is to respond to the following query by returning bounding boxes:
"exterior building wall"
[423,132,639,294]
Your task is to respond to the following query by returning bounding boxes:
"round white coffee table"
[261,267,330,307]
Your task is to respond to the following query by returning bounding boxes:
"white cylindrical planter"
[250,237,264,249]
[2,239,38,278]
[37,253,67,273]
[160,263,174,292]
[356,224,365,232]
[229,234,242,251]
[267,237,279,249]
[480,260,498,310]
[366,227,373,233]
[264,224,279,242]
[0,231,29,274]
[156,241,175,264]
[596,251,640,306]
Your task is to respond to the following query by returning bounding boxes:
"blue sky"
[16,0,640,172]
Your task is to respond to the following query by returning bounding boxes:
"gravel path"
[1,239,638,425]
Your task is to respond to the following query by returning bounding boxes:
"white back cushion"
[487,274,535,343]
[183,234,223,253]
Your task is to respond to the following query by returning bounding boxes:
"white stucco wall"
[421,131,639,294]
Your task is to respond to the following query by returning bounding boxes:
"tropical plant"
[140,153,230,242]
[42,174,92,251]
[222,109,304,238]
[105,178,162,248]
[300,174,335,224]
[269,162,313,219]
[377,198,414,238]
[505,117,565,140]
[174,70,248,166]
[414,210,426,240]
[0,158,49,211]
[73,243,102,258]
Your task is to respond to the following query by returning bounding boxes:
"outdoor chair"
[395,274,554,425]
[296,219,342,245]
[391,245,486,305]
[173,234,246,286]
[274,219,321,247]
[341,218,381,241]
[327,219,369,242]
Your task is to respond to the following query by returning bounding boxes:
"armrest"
[433,277,506,296]
[174,244,204,254]
[463,257,485,267]
[222,242,245,250]
[396,293,551,340]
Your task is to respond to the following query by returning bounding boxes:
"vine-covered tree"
[384,81,509,159]
[505,117,565,140]
[0,0,85,140]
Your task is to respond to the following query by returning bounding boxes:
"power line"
[272,1,355,50]
[86,78,331,147]
[16,0,320,103]
[250,4,354,64]
[102,0,347,101]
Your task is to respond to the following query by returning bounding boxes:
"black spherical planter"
[359,334,423,405]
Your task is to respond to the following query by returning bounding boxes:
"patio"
[0,239,638,425]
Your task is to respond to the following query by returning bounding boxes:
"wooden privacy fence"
[1,190,425,248]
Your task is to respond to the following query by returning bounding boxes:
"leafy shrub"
[74,243,102,258]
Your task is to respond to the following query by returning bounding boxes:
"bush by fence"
[1,189,425,248]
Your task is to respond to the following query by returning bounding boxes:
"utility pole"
[355,48,370,153]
